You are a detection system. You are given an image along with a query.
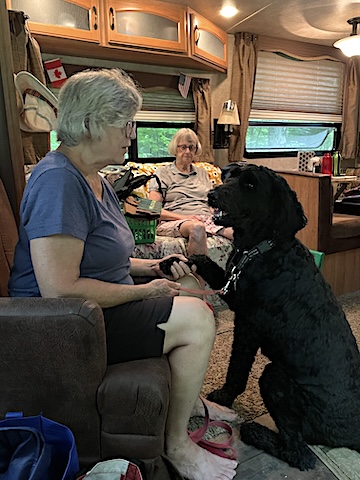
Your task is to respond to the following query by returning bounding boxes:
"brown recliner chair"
[0,179,177,479]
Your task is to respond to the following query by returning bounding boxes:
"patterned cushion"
[127,161,223,191]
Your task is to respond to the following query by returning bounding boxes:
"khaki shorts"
[156,215,224,238]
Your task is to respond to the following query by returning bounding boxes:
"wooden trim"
[35,34,227,72]
[322,249,360,296]
[277,171,322,251]
[0,0,25,221]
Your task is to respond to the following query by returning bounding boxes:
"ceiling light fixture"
[220,6,238,18]
[334,17,360,57]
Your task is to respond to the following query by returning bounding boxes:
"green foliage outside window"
[137,127,179,158]
[246,124,336,154]
[50,131,60,151]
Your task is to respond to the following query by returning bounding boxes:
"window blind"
[250,52,345,121]
[135,88,195,122]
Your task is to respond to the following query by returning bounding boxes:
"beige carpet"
[197,290,360,479]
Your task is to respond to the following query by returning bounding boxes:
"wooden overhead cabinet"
[104,0,187,53]
[7,0,101,43]
[189,9,228,70]
[6,0,228,72]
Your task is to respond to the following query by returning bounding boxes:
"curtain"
[339,57,360,160]
[192,78,213,163]
[228,33,258,162]
[9,10,48,164]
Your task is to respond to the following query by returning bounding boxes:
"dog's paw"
[287,445,317,471]
[158,257,194,276]
[207,388,235,408]
[240,422,317,471]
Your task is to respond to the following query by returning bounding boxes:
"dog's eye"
[245,183,254,190]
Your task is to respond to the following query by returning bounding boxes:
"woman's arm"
[148,190,197,221]
[130,254,192,279]
[30,234,182,308]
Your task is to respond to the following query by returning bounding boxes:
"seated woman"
[148,128,233,255]
[8,69,237,480]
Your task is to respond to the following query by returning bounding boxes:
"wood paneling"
[278,171,322,251]
[322,249,360,296]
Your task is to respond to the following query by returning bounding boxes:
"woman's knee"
[161,297,215,351]
[181,220,206,240]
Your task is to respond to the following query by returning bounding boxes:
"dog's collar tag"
[221,239,275,295]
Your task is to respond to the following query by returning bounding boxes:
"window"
[50,130,60,151]
[128,88,195,162]
[245,52,345,158]
[128,121,194,162]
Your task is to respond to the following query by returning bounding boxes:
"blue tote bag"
[0,412,79,480]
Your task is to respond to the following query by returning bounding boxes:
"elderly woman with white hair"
[148,128,233,255]
[9,69,237,480]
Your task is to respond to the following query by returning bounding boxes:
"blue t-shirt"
[9,151,135,297]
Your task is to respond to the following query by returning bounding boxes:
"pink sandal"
[188,398,237,459]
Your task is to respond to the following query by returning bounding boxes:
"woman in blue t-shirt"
[9,68,238,480]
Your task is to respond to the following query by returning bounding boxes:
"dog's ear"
[221,163,244,182]
[238,168,259,191]
[271,172,308,239]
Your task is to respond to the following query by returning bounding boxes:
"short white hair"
[57,68,142,146]
[168,128,202,156]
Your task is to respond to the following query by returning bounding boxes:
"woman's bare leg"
[179,220,208,255]
[178,276,238,422]
[158,297,238,480]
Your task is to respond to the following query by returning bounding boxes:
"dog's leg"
[188,254,226,291]
[241,363,317,471]
[207,315,260,407]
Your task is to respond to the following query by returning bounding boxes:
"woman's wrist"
[130,257,161,277]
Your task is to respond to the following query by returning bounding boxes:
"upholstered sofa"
[104,161,233,308]
[0,178,178,479]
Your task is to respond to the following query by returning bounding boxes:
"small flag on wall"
[178,74,192,98]
[44,58,67,88]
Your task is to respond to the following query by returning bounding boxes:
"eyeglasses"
[177,144,196,152]
[125,120,136,139]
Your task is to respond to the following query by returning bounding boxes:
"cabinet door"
[7,0,100,42]
[105,0,187,53]
[189,10,227,70]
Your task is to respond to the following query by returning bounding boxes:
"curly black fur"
[188,164,360,471]
[158,257,194,276]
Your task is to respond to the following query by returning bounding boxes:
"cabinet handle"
[91,6,98,30]
[194,25,200,45]
[109,7,115,30]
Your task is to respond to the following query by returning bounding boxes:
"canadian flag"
[44,58,67,88]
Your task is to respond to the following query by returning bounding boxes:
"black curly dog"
[159,164,360,470]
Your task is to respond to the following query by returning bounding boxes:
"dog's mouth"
[212,208,229,224]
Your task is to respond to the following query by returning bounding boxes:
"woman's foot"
[192,396,238,422]
[167,436,238,480]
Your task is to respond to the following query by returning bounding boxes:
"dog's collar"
[221,239,276,295]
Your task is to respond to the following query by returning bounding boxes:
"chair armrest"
[98,355,171,459]
[0,297,107,461]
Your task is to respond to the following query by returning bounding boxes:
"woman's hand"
[152,254,195,280]
[146,278,182,297]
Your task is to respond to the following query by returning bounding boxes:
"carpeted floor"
[201,290,360,421]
